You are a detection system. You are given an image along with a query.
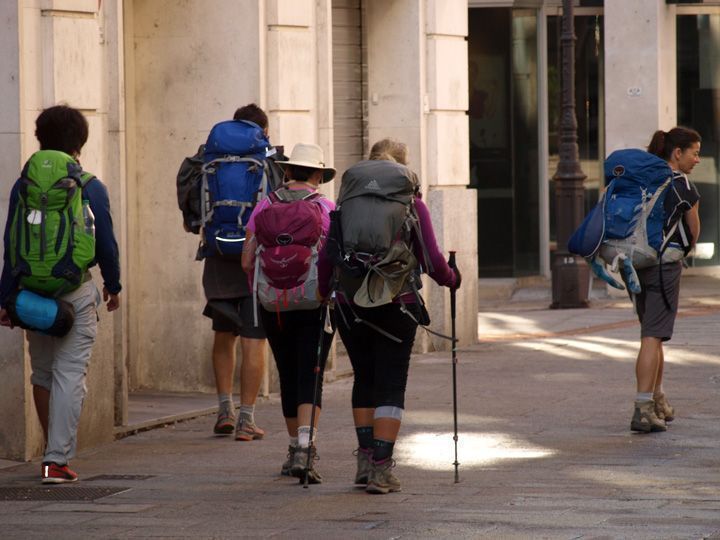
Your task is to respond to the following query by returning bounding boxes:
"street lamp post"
[550,0,590,309]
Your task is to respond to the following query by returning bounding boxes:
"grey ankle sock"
[239,404,255,423]
[636,392,653,402]
[218,393,234,412]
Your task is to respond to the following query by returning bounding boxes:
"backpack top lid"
[204,119,270,161]
[24,150,82,187]
[338,160,417,205]
[604,148,672,188]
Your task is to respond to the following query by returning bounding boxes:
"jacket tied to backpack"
[569,148,691,295]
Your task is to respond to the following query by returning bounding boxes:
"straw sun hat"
[276,143,336,183]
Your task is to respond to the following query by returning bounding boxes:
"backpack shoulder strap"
[80,172,96,188]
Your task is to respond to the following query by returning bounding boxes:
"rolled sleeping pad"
[6,290,75,337]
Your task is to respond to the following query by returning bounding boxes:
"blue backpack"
[199,120,271,258]
[569,149,687,294]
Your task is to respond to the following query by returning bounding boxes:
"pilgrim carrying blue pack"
[198,120,271,258]
[569,149,686,293]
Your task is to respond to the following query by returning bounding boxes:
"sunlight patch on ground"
[511,334,720,365]
[478,312,542,337]
[396,432,555,470]
[544,337,632,359]
[513,340,592,360]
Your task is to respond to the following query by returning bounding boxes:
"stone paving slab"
[2,274,720,538]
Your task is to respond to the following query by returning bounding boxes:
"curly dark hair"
[233,103,268,129]
[35,105,89,156]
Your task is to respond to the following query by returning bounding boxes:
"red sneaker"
[41,462,78,484]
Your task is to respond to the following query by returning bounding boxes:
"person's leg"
[366,304,418,494]
[337,304,375,484]
[212,330,237,434]
[291,308,334,484]
[234,296,268,439]
[653,343,675,421]
[235,336,267,440]
[259,308,300,474]
[33,386,50,441]
[635,336,662,393]
[42,282,98,481]
[632,263,681,432]
[239,337,265,407]
[28,332,54,444]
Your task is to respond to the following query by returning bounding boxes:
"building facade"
[1,0,718,460]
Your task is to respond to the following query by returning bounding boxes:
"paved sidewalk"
[2,269,720,538]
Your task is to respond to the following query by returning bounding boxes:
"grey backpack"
[328,160,431,308]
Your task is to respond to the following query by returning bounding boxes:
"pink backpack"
[252,188,325,321]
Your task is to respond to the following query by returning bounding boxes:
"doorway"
[468,8,540,277]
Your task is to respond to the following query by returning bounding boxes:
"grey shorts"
[202,296,265,339]
[633,262,682,342]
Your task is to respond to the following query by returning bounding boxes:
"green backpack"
[9,150,96,296]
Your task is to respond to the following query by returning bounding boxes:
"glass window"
[677,14,720,266]
[468,8,539,277]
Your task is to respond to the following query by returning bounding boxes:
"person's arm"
[685,203,700,249]
[0,184,20,327]
[85,179,121,311]
[241,231,256,275]
[413,198,457,288]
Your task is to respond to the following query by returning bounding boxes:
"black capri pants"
[260,306,335,418]
[336,302,419,410]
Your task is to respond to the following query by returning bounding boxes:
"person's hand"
[316,289,327,304]
[451,265,462,291]
[0,308,14,329]
[103,287,120,312]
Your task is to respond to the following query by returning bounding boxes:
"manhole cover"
[0,486,128,501]
[85,474,155,481]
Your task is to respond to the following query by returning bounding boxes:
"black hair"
[35,105,89,156]
[284,165,316,182]
[647,127,701,160]
[233,103,268,129]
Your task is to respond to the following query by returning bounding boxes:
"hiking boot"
[353,447,373,485]
[41,462,78,484]
[366,458,401,494]
[630,399,667,433]
[213,409,236,436]
[235,418,265,441]
[290,446,322,484]
[654,393,675,422]
[281,445,298,476]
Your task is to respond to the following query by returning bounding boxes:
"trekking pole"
[448,251,460,483]
[304,305,327,489]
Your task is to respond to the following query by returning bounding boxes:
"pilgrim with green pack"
[9,150,96,296]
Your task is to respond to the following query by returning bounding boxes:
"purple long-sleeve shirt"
[318,196,456,299]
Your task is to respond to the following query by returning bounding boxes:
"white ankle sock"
[636,392,653,402]
[297,425,317,448]
[218,393,233,411]
[239,404,255,423]
[289,436,298,448]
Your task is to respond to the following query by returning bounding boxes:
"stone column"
[366,0,477,348]
[0,1,32,462]
[604,0,677,153]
